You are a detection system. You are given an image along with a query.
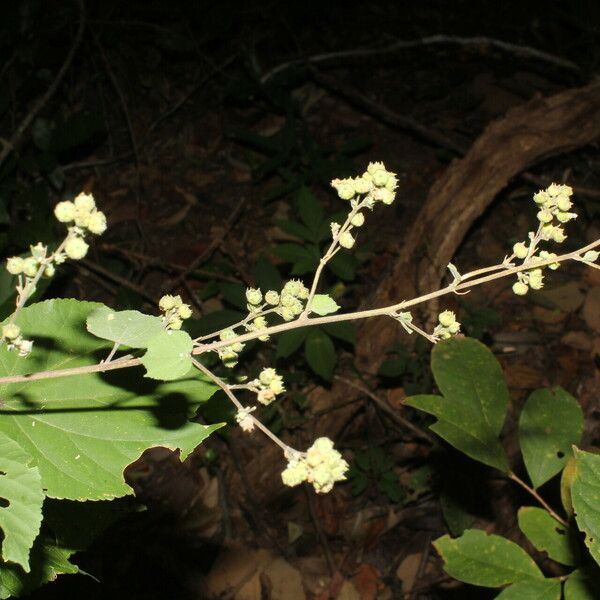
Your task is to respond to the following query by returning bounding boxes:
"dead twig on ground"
[0,0,86,166]
[262,35,581,84]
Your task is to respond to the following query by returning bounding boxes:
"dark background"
[1,1,599,599]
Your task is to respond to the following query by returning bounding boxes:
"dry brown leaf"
[561,331,594,352]
[336,580,361,600]
[583,286,600,333]
[395,552,422,592]
[203,547,306,600]
[351,563,382,600]
[534,282,585,312]
[504,363,547,389]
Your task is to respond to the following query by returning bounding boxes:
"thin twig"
[509,471,568,527]
[334,376,435,444]
[0,238,598,386]
[261,34,581,84]
[79,258,158,304]
[162,196,247,294]
[305,485,336,577]
[0,0,86,166]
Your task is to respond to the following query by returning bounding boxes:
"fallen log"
[356,80,600,370]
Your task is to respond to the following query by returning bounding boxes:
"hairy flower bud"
[159,295,177,311]
[512,281,529,296]
[6,256,24,275]
[74,193,96,212]
[353,177,371,195]
[2,323,20,340]
[43,263,56,278]
[438,310,456,327]
[372,169,389,187]
[177,304,192,319]
[338,231,355,249]
[54,201,76,223]
[64,237,89,260]
[23,257,38,278]
[351,212,365,227]
[87,211,107,235]
[246,287,263,306]
[513,242,528,259]
[265,290,280,305]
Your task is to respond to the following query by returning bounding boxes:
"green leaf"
[86,306,164,348]
[517,506,578,566]
[276,328,308,359]
[434,529,542,587]
[141,329,193,380]
[185,310,242,338]
[571,448,600,566]
[0,537,78,599]
[253,257,282,292]
[291,257,319,275]
[310,294,340,316]
[564,569,600,599]
[0,299,220,500]
[519,387,583,488]
[44,498,136,553]
[495,578,561,599]
[273,243,315,264]
[322,321,355,346]
[440,492,475,537]
[296,187,324,234]
[405,338,509,472]
[275,219,315,243]
[304,329,336,381]
[219,282,247,310]
[0,433,44,572]
[327,252,357,281]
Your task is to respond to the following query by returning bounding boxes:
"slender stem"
[190,358,296,455]
[302,200,363,316]
[0,238,597,386]
[509,471,568,527]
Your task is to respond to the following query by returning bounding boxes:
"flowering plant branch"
[1,164,599,494]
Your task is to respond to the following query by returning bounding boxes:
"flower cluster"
[218,328,245,368]
[1,323,33,357]
[511,184,576,296]
[235,406,256,432]
[159,294,192,330]
[281,438,349,494]
[250,367,285,405]
[54,193,107,261]
[6,243,55,281]
[330,162,398,250]
[433,310,461,340]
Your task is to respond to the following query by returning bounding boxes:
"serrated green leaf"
[0,537,78,599]
[291,257,319,275]
[141,329,193,380]
[519,387,583,488]
[304,329,336,381]
[327,252,357,281]
[253,257,282,292]
[0,299,220,500]
[571,448,600,566]
[434,529,542,587]
[273,243,315,264]
[564,568,600,599]
[405,338,509,472]
[309,294,340,316]
[517,506,578,566]
[276,329,308,359]
[495,577,561,599]
[275,219,315,242]
[86,306,164,348]
[321,321,355,346]
[296,186,324,234]
[0,432,44,572]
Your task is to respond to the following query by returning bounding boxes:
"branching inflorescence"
[2,164,599,494]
